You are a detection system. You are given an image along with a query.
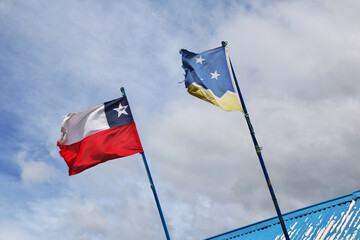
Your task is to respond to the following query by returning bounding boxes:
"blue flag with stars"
[180,46,243,111]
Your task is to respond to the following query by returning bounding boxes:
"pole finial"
[222,41,228,47]
[120,87,126,97]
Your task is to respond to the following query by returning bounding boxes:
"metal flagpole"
[140,152,171,240]
[223,42,291,240]
[121,88,171,240]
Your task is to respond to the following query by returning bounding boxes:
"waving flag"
[180,46,243,111]
[180,43,291,239]
[57,96,143,175]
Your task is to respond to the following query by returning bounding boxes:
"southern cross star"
[195,56,205,64]
[211,70,220,80]
[113,103,129,118]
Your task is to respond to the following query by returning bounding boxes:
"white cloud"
[17,150,57,185]
[0,225,35,240]
[1,0,360,239]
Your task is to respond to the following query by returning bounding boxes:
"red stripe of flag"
[58,122,143,175]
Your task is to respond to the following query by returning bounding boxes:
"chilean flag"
[57,96,144,175]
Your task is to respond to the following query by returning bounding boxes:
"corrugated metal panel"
[205,190,360,240]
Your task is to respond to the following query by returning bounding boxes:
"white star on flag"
[113,103,129,118]
[211,70,220,80]
[195,56,205,64]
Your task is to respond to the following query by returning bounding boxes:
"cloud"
[17,150,57,185]
[0,224,35,240]
[1,0,360,239]
[215,0,360,102]
[141,1,360,236]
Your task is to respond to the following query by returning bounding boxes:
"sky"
[1,0,360,239]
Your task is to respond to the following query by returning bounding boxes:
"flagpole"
[120,88,171,240]
[140,152,171,240]
[223,42,290,240]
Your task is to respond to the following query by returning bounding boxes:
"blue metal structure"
[205,190,360,240]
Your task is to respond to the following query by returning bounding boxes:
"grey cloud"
[1,0,360,239]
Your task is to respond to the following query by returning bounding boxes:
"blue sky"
[1,0,360,239]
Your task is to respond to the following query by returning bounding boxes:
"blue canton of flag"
[180,46,242,111]
[104,97,135,128]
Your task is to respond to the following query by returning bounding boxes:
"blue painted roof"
[205,190,360,240]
